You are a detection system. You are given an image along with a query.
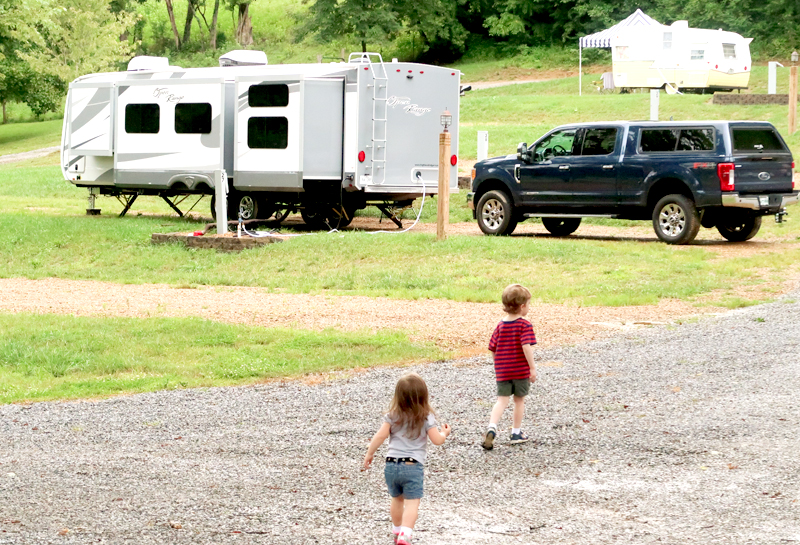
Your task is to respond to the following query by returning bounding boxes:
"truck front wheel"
[477,190,517,235]
[716,214,762,242]
[652,194,700,245]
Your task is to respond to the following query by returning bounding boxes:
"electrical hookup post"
[437,110,453,241]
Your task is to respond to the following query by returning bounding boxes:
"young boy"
[482,283,537,450]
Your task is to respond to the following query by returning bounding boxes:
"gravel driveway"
[2,286,799,544]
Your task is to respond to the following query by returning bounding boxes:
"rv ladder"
[369,55,388,183]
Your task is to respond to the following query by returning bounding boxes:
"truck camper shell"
[61,51,461,228]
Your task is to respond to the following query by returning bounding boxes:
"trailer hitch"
[775,208,788,223]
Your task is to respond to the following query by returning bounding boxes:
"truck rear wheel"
[542,217,581,236]
[477,190,517,236]
[716,214,762,242]
[652,194,700,245]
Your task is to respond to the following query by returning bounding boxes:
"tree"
[305,0,401,53]
[226,0,255,47]
[163,0,182,49]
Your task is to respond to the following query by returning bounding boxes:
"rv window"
[663,32,672,50]
[125,104,159,134]
[690,50,705,61]
[640,129,679,152]
[248,117,288,149]
[615,46,630,61]
[249,84,290,107]
[677,129,714,151]
[175,103,212,134]
[732,129,786,152]
[723,44,736,59]
[581,128,617,156]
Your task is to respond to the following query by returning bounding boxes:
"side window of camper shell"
[249,84,289,107]
[640,128,715,152]
[125,104,159,134]
[175,103,212,134]
[248,117,288,149]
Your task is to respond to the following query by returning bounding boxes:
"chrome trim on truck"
[721,192,800,210]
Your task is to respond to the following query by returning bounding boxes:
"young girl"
[363,373,451,545]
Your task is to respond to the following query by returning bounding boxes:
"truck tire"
[542,217,581,236]
[652,194,700,245]
[477,190,517,235]
[716,214,762,242]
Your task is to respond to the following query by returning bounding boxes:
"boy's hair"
[388,373,433,438]
[502,284,531,314]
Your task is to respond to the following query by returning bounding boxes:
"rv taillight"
[718,162,736,191]
[450,154,458,166]
[358,151,366,163]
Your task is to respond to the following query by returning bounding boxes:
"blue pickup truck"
[468,121,799,244]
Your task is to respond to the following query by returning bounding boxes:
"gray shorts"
[496,378,530,398]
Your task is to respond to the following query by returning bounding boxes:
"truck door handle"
[602,165,614,170]
[558,165,570,170]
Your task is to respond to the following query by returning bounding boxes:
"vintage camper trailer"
[611,21,752,92]
[61,52,461,228]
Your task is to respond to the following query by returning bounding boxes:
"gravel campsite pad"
[2,285,799,544]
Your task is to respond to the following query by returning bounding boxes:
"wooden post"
[437,132,451,241]
[789,66,798,135]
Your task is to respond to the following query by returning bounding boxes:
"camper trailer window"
[723,44,736,59]
[640,129,679,152]
[581,128,618,156]
[125,104,160,134]
[690,50,705,61]
[677,129,714,151]
[249,84,290,108]
[175,103,212,134]
[663,32,672,50]
[732,129,786,152]
[248,117,288,149]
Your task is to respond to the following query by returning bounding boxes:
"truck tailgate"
[730,127,794,194]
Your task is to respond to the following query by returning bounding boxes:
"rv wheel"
[230,192,259,221]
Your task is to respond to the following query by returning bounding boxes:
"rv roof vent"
[127,56,170,72]
[219,50,268,67]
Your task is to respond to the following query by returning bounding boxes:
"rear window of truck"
[640,128,714,152]
[731,129,786,152]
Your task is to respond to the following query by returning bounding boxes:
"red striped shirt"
[488,318,536,381]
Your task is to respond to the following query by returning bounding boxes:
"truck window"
[732,129,786,152]
[125,104,159,134]
[581,128,617,156]
[640,129,678,152]
[175,103,212,134]
[677,129,714,151]
[533,129,576,161]
[248,117,288,149]
[249,84,289,107]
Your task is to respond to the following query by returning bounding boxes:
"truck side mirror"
[517,142,530,163]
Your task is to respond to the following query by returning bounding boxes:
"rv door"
[235,75,303,190]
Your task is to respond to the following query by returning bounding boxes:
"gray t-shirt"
[383,413,437,465]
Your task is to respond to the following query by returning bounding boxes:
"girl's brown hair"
[388,373,433,438]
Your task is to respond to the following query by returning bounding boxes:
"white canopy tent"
[578,9,662,95]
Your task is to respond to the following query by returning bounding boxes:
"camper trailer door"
[235,75,303,190]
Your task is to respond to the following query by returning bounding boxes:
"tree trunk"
[164,0,182,50]
[183,0,195,45]
[2,101,7,125]
[235,3,253,47]
[361,39,366,53]
[210,0,220,49]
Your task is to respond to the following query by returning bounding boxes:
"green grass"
[0,120,62,156]
[0,313,442,404]
[2,164,800,308]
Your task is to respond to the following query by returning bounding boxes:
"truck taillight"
[718,162,735,192]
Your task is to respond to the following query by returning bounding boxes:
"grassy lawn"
[0,313,442,404]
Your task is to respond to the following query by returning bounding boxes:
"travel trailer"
[61,51,461,228]
[611,21,752,92]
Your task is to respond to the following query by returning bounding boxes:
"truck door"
[518,128,577,207]
[235,75,303,190]
[565,127,620,207]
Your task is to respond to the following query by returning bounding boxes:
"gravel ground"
[2,286,799,544]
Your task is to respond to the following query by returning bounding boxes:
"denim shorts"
[384,460,424,499]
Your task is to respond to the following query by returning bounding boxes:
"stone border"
[152,232,283,252]
[712,93,799,105]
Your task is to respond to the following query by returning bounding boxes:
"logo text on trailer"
[387,96,431,117]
